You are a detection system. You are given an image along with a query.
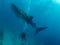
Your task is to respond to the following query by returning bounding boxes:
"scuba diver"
[20,32,26,41]
[20,32,29,45]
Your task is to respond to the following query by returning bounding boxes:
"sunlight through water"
[53,0,60,4]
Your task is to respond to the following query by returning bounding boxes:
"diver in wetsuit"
[20,32,28,45]
[20,32,26,41]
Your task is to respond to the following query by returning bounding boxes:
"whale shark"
[11,4,48,34]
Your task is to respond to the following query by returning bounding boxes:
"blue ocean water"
[0,0,60,45]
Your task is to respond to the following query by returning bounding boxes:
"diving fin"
[35,27,48,34]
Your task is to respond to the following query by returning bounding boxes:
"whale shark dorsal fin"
[29,16,33,20]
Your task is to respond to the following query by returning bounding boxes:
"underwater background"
[0,0,60,45]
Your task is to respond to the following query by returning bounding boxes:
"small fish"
[11,4,48,34]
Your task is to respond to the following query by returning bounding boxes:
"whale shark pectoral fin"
[29,16,33,21]
[35,27,48,34]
